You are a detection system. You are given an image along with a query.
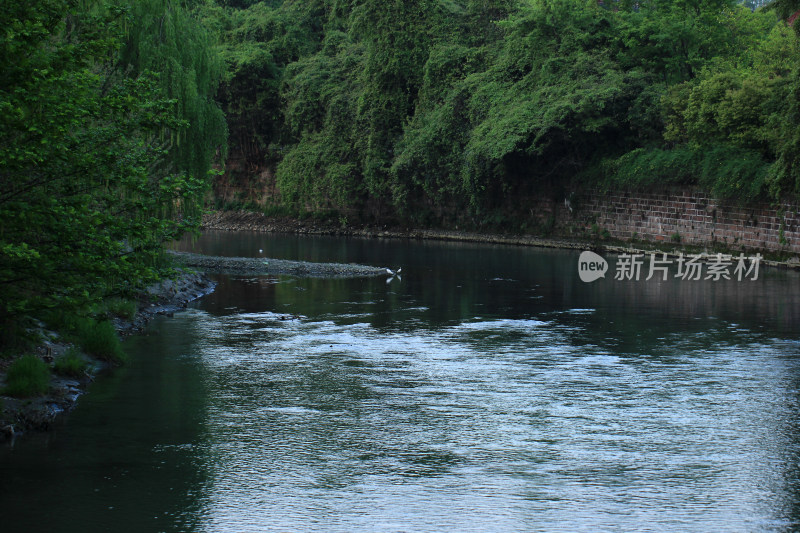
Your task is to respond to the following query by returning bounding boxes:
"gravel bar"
[169,250,387,278]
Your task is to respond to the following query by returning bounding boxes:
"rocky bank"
[169,250,387,278]
[0,270,216,442]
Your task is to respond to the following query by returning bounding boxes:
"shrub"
[596,145,769,202]
[40,309,83,334]
[0,319,39,359]
[53,347,89,377]
[4,355,50,397]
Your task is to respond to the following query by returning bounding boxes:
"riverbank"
[0,270,216,442]
[0,249,395,442]
[202,210,800,270]
[201,210,586,249]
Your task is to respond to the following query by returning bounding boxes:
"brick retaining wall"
[539,188,800,255]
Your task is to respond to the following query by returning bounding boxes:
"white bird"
[258,249,263,253]
[385,267,402,276]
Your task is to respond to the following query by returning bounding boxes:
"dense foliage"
[0,0,226,332]
[3,0,800,336]
[202,0,800,224]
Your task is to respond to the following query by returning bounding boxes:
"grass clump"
[4,355,51,397]
[43,311,127,364]
[53,347,89,377]
[98,297,138,321]
[75,319,127,364]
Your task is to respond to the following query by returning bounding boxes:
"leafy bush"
[595,145,769,202]
[0,319,39,359]
[4,355,50,397]
[53,348,89,378]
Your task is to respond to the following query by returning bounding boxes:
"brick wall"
[545,188,800,255]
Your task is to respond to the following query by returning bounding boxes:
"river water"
[2,231,800,532]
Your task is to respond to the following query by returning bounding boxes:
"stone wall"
[206,179,800,256]
[540,188,800,255]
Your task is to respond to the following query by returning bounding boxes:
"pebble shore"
[169,251,387,278]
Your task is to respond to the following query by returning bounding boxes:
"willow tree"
[119,0,228,186]
[0,0,226,337]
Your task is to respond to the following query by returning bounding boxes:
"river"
[2,231,800,532]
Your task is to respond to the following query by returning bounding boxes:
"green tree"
[277,32,366,211]
[199,0,327,197]
[119,0,228,182]
[350,0,439,217]
[208,0,800,223]
[764,0,800,30]
[658,20,800,198]
[0,0,225,335]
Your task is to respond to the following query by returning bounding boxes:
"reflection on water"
[2,231,800,532]
[0,319,211,532]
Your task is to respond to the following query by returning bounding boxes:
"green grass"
[98,297,138,321]
[262,203,297,218]
[42,312,127,364]
[4,355,51,397]
[75,319,127,364]
[591,145,769,203]
[53,347,89,377]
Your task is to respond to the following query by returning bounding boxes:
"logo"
[578,251,608,283]
[577,250,762,283]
